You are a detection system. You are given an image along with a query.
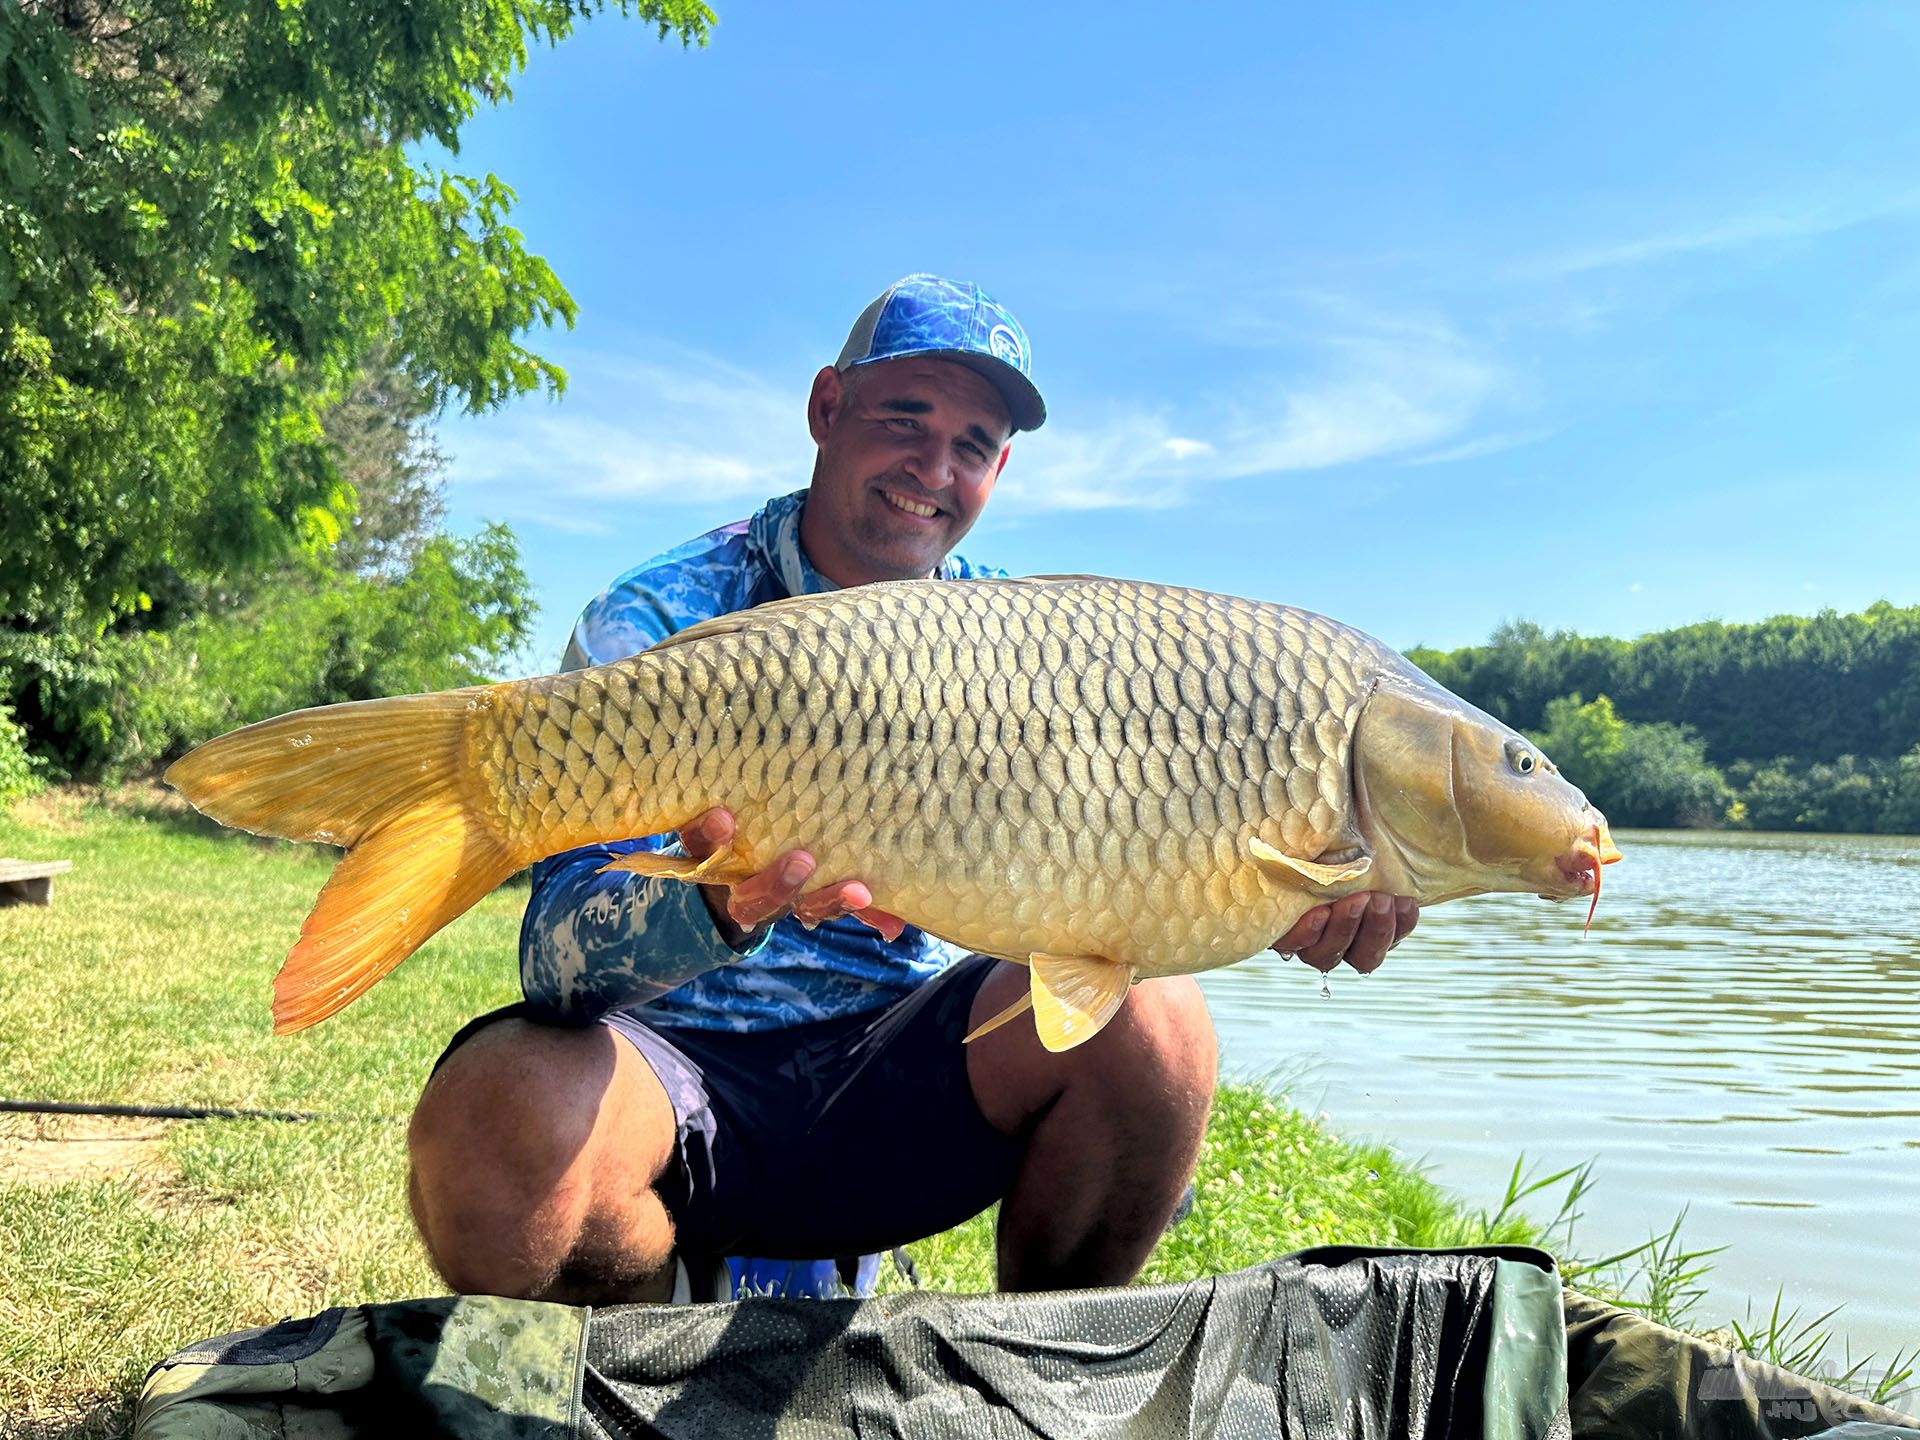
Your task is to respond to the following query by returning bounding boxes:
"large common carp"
[166,577,1620,1048]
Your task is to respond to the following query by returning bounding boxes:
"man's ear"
[807,365,844,446]
[993,441,1012,480]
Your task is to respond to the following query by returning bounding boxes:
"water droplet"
[1319,974,1333,1001]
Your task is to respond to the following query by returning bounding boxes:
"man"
[408,275,1419,1304]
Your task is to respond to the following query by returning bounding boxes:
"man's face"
[799,356,1013,587]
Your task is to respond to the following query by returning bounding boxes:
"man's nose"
[902,439,955,491]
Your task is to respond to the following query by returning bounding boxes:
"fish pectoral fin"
[597,846,752,886]
[1028,952,1136,1053]
[1248,836,1375,894]
[962,990,1034,1044]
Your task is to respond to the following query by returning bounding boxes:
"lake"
[1197,828,1920,1366]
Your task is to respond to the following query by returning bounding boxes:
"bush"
[32,523,534,780]
[1530,694,1734,828]
[0,704,46,810]
[1609,722,1737,828]
[1884,747,1920,836]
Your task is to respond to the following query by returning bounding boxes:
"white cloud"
[443,345,804,516]
[999,322,1508,512]
[1403,428,1551,467]
[1524,190,1920,279]
[445,314,1511,519]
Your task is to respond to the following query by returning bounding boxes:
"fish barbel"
[165,576,1621,1046]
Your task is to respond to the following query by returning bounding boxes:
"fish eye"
[1506,743,1538,776]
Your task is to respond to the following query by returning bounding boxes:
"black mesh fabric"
[581,1248,1536,1439]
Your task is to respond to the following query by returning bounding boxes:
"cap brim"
[847,349,1046,433]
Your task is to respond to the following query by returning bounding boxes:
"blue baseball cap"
[835,274,1046,432]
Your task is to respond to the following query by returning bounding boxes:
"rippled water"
[1197,829,1920,1361]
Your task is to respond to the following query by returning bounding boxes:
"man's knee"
[410,1019,621,1185]
[408,1018,672,1297]
[972,969,1217,1144]
[1099,975,1218,1126]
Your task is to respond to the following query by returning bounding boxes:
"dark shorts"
[435,954,1022,1261]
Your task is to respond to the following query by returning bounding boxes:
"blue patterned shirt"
[518,489,1009,1032]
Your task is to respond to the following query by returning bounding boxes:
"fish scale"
[469,577,1382,977]
[166,573,1619,1041]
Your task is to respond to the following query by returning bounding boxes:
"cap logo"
[987,323,1026,371]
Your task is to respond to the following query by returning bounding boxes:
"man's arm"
[518,813,895,1022]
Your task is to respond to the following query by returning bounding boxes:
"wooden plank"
[0,859,72,883]
[0,859,72,908]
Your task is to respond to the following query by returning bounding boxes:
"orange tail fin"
[164,690,519,1033]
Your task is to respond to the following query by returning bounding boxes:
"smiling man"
[406,275,1419,1306]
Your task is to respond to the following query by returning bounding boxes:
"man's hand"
[1274,893,1418,975]
[680,807,905,948]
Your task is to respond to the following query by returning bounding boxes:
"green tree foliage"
[1529,695,1735,829]
[0,703,45,807]
[46,525,533,780]
[1412,602,1920,766]
[22,344,538,780]
[1,0,710,784]
[1885,748,1920,836]
[0,0,711,643]
[1721,752,1920,836]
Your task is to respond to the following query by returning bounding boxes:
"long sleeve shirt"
[517,488,1009,1032]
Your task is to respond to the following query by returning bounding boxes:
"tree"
[1414,603,1920,766]
[1883,746,1920,837]
[1529,693,1734,829]
[1607,722,1734,829]
[322,343,450,579]
[0,0,712,655]
[1529,693,1626,801]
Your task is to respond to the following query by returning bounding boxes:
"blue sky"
[434,2,1920,674]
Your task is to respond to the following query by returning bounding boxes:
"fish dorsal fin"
[1248,836,1374,894]
[1028,952,1136,1053]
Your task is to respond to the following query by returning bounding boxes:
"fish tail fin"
[164,690,520,1033]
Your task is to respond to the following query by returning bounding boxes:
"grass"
[0,786,525,1436]
[0,786,1909,1435]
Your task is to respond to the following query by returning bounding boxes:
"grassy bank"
[0,788,1903,1435]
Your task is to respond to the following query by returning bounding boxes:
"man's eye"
[887,417,919,433]
[959,442,985,461]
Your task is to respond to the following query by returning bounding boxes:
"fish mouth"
[1551,821,1622,893]
[1544,816,1623,929]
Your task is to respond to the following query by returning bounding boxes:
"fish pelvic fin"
[1029,952,1136,1053]
[1248,836,1375,894]
[962,989,1034,1044]
[597,845,755,887]
[164,690,519,1034]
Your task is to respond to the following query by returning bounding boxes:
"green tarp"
[135,1247,1917,1440]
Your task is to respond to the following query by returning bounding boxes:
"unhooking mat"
[134,1245,1918,1440]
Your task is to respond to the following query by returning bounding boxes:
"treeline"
[1409,611,1920,834]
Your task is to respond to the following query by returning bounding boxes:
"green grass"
[0,787,1908,1435]
[0,786,526,1436]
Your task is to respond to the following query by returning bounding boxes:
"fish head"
[1353,678,1622,904]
